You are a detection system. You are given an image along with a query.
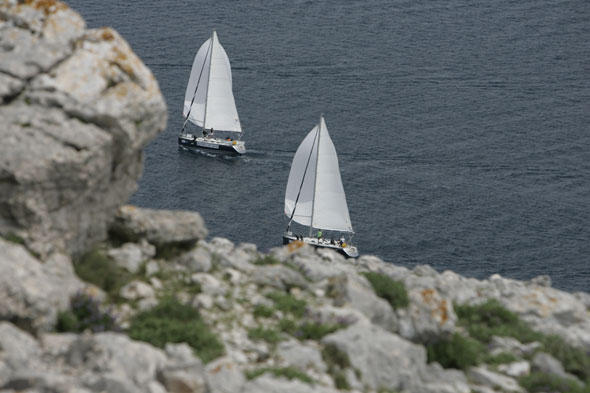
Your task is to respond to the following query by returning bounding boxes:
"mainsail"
[284,117,353,233]
[183,31,241,133]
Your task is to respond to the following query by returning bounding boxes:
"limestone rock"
[489,336,541,357]
[497,361,530,378]
[401,287,456,342]
[111,205,207,247]
[467,367,523,393]
[531,352,579,381]
[327,273,396,332]
[276,340,327,372]
[322,321,426,390]
[178,247,212,273]
[251,265,309,290]
[205,357,246,393]
[108,241,155,273]
[0,1,167,257]
[120,280,155,301]
[241,374,337,393]
[0,239,84,332]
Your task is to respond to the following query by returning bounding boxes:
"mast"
[202,30,215,132]
[309,115,322,237]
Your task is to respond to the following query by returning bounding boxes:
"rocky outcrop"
[0,0,167,257]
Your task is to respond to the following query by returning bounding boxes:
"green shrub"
[3,232,26,246]
[266,291,307,318]
[247,326,282,345]
[540,335,590,383]
[253,255,280,265]
[362,272,409,310]
[455,299,542,344]
[253,304,274,318]
[483,352,518,365]
[56,293,119,333]
[296,322,340,340]
[278,318,298,335]
[426,333,484,370]
[519,372,589,393]
[322,343,351,369]
[128,297,223,363]
[245,367,313,384]
[322,343,352,389]
[74,248,132,299]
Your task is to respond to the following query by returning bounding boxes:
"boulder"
[467,367,523,393]
[0,239,84,332]
[110,206,207,248]
[241,374,337,393]
[327,273,396,332]
[531,352,579,381]
[488,336,541,357]
[498,361,531,378]
[401,287,457,342]
[108,240,156,273]
[276,340,327,372]
[205,357,246,393]
[321,321,426,390]
[250,265,309,290]
[178,247,212,273]
[0,1,167,257]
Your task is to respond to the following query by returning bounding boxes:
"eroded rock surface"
[0,0,167,257]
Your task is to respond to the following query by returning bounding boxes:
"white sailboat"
[283,116,359,258]
[178,31,245,154]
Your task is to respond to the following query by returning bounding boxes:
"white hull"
[178,134,245,154]
[283,233,359,258]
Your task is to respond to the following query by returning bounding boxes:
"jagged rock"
[110,206,207,247]
[250,265,309,290]
[191,273,226,296]
[178,247,212,273]
[531,352,579,381]
[529,275,552,287]
[322,321,426,390]
[489,336,541,357]
[276,340,327,372]
[158,368,207,393]
[2,371,81,393]
[108,241,155,273]
[120,280,155,301]
[401,287,456,342]
[306,305,363,328]
[498,361,530,377]
[327,273,396,332]
[0,323,42,386]
[467,367,523,393]
[412,362,470,393]
[146,260,160,276]
[0,239,84,332]
[241,374,337,393]
[0,1,167,257]
[205,357,246,393]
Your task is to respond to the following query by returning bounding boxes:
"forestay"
[183,31,241,132]
[284,117,353,233]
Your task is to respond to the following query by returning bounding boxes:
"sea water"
[68,0,589,292]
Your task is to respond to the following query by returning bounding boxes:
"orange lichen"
[421,288,435,304]
[23,0,67,15]
[287,240,304,252]
[437,299,449,324]
[100,28,115,41]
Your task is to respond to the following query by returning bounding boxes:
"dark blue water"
[68,0,590,292]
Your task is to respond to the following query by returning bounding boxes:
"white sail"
[284,117,353,233]
[284,125,319,226]
[312,117,353,232]
[183,31,241,132]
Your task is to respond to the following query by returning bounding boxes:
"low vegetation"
[253,255,280,265]
[128,296,223,363]
[252,304,274,318]
[519,372,590,393]
[266,291,307,318]
[73,248,132,300]
[247,326,282,345]
[245,366,313,384]
[56,292,119,333]
[322,343,352,390]
[362,272,409,310]
[426,332,484,370]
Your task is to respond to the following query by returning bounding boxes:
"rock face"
[0,0,167,257]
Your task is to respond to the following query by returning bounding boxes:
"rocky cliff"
[0,2,588,393]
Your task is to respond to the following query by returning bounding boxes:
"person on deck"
[317,230,323,239]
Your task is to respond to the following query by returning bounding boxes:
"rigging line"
[181,39,213,133]
[286,126,320,232]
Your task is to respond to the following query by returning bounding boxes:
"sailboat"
[283,116,359,258]
[178,31,245,154]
